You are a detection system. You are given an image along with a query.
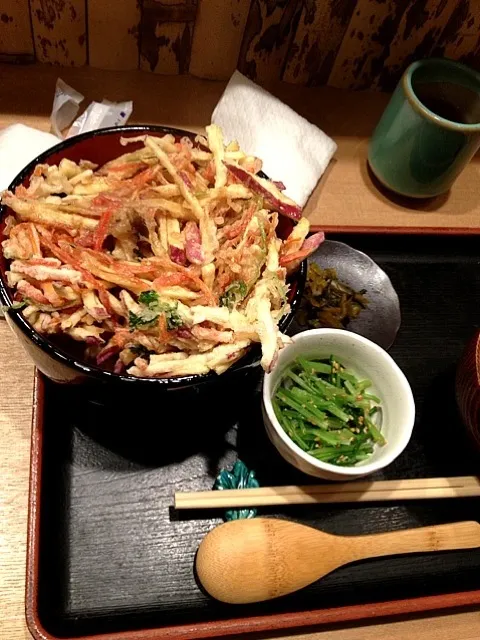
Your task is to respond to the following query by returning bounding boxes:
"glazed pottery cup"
[368,58,480,198]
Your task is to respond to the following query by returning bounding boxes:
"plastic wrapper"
[50,78,85,138]
[67,99,133,138]
[50,78,132,139]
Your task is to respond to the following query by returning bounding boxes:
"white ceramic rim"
[262,328,416,477]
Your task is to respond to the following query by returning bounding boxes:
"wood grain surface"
[375,0,459,91]
[283,0,356,86]
[2,0,480,88]
[1,62,480,640]
[88,0,141,71]
[238,0,303,83]
[29,0,87,66]
[0,0,34,63]
[433,0,480,66]
[139,0,197,74]
[189,0,251,80]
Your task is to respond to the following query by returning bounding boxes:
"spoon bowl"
[196,517,480,604]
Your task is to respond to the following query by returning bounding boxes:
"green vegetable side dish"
[273,356,385,467]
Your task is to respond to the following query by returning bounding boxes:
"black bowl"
[0,125,306,390]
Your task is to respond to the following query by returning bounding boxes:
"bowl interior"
[0,126,190,305]
[264,329,415,472]
[0,126,305,385]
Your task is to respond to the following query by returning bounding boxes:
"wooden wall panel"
[190,0,251,80]
[433,0,480,71]
[238,0,303,83]
[88,0,141,71]
[30,0,86,66]
[373,0,459,91]
[139,0,197,74]
[328,0,406,90]
[0,0,34,63]
[283,0,357,86]
[2,0,480,90]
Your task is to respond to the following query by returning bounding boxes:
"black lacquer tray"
[26,233,480,640]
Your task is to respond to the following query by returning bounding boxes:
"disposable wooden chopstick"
[174,476,480,510]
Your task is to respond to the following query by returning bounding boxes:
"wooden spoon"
[196,517,480,604]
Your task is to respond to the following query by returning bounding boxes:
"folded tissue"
[212,70,337,207]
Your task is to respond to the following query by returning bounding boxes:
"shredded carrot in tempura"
[1,126,324,377]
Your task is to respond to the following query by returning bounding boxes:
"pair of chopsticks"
[174,476,480,510]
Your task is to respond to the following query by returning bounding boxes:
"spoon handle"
[349,521,480,561]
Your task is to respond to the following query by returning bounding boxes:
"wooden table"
[1,63,480,640]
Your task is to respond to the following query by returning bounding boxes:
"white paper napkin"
[212,70,337,207]
[0,124,61,191]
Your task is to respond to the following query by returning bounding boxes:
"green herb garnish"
[163,305,183,330]
[219,280,247,310]
[129,290,183,331]
[129,309,158,330]
[138,290,159,307]
[1,300,27,313]
[274,356,385,467]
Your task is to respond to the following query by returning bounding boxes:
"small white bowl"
[262,329,415,481]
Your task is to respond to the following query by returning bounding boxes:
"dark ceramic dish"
[288,239,401,350]
[0,126,306,388]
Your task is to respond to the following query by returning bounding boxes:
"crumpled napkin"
[212,70,337,207]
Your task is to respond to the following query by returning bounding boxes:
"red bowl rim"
[0,125,306,387]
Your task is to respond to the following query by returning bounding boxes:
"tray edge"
[25,258,480,640]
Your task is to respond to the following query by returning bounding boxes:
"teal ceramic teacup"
[368,58,480,198]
